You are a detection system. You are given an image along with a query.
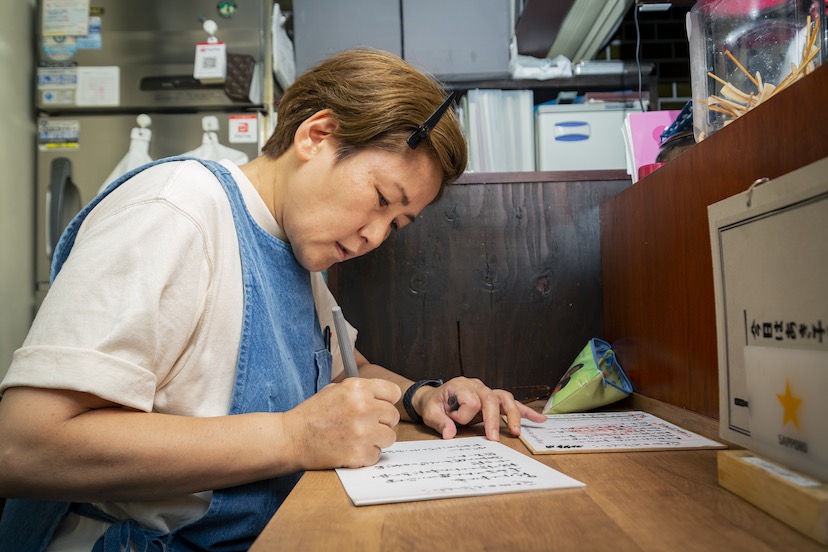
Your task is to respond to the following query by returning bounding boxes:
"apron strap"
[72,503,166,552]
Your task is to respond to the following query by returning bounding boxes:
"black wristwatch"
[403,379,443,424]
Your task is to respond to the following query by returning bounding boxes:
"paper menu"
[335,437,585,506]
[519,411,725,454]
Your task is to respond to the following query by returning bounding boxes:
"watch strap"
[403,379,443,424]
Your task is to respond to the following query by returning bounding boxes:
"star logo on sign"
[776,379,802,431]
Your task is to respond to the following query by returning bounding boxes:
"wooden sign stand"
[718,450,828,544]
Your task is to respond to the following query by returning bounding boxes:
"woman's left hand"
[411,377,547,440]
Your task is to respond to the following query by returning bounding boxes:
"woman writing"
[0,49,545,550]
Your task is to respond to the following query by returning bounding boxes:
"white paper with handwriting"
[519,411,725,454]
[335,437,585,506]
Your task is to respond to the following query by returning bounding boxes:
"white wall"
[0,1,36,379]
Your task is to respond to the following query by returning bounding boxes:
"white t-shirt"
[0,159,356,550]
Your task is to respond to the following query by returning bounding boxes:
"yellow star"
[776,379,802,431]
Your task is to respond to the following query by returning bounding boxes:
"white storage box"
[536,103,641,171]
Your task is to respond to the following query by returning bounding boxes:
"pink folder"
[627,110,681,180]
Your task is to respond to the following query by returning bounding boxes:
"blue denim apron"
[0,157,332,551]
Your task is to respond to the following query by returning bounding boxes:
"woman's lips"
[336,242,349,261]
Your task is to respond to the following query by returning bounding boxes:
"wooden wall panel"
[336,173,630,390]
[601,65,828,418]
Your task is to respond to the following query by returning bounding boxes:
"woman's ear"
[294,109,337,161]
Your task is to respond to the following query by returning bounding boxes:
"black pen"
[448,395,460,411]
[450,318,465,412]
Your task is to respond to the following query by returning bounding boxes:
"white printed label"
[42,0,91,36]
[41,89,75,105]
[37,66,77,88]
[75,66,119,106]
[194,42,226,81]
[742,455,822,488]
[228,114,258,144]
[38,119,80,150]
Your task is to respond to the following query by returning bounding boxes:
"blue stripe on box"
[554,121,590,141]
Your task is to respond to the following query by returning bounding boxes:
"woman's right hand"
[282,378,401,470]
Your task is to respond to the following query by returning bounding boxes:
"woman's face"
[281,139,442,272]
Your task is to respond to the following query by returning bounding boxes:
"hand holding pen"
[277,307,400,470]
[284,377,401,469]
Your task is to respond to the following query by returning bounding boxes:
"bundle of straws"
[703,14,821,136]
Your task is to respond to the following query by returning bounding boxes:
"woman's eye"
[377,192,397,231]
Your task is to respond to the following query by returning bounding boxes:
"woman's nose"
[359,218,392,253]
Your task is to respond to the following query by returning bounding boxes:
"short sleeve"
[1,198,212,412]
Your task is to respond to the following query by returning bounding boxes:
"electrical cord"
[634,3,646,112]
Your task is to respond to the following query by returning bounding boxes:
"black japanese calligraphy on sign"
[749,318,826,344]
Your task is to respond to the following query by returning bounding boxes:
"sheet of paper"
[519,411,725,454]
[335,436,585,506]
[75,66,119,106]
[42,0,91,36]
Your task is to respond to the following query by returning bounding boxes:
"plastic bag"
[542,338,632,414]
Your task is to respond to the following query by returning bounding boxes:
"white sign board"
[708,156,828,482]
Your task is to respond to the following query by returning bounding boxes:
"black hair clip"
[407,91,457,150]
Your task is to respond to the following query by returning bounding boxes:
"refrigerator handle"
[47,157,81,259]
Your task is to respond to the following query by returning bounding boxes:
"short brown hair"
[262,49,467,196]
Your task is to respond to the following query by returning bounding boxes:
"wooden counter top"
[251,399,825,551]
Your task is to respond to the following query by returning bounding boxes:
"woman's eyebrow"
[393,183,416,223]
[395,183,410,207]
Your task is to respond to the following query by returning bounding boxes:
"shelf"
[444,63,657,105]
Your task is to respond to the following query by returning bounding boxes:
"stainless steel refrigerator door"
[36,0,271,111]
[36,111,263,294]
